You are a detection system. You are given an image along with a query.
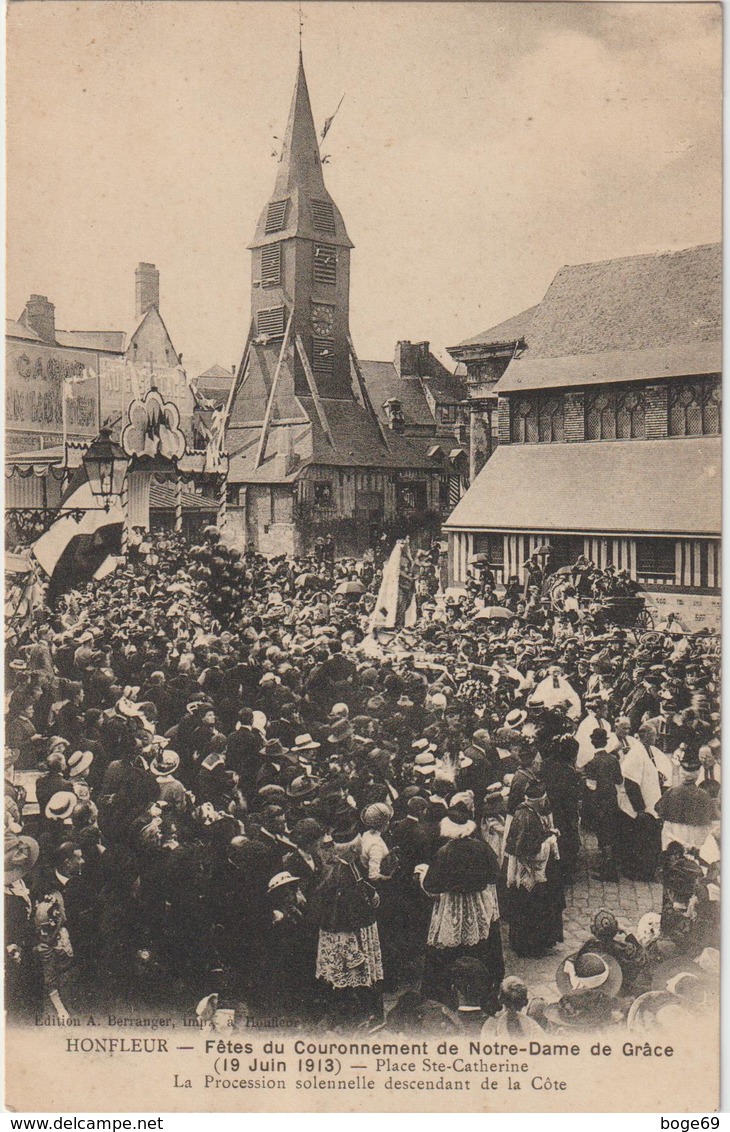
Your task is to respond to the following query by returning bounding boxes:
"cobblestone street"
[506,832,663,1000]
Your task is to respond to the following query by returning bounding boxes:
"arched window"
[668,380,721,436]
[616,389,646,438]
[586,388,646,440]
[585,391,616,440]
[511,399,538,443]
[538,397,564,442]
[510,396,563,443]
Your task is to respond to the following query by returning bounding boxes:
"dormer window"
[382,397,406,434]
[265,199,288,233]
[314,244,337,286]
[311,199,335,234]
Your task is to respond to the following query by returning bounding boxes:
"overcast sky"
[7,1,721,375]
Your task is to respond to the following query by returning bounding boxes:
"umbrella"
[295,572,319,589]
[335,579,365,596]
[555,565,575,576]
[472,606,513,622]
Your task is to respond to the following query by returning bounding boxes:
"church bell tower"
[243,51,354,417]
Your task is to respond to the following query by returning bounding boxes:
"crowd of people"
[5,528,720,1037]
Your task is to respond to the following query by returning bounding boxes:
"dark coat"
[423,837,500,895]
[310,857,378,932]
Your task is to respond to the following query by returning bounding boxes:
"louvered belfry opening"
[261,243,282,288]
[312,336,335,376]
[265,199,288,233]
[313,243,337,286]
[256,305,286,338]
[311,198,336,233]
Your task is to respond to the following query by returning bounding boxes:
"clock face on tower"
[311,303,334,336]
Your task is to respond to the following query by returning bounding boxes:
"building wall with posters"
[5,326,101,454]
[5,264,195,526]
[6,264,192,455]
[444,244,721,630]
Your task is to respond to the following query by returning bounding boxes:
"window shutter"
[265,200,288,233]
[261,244,281,288]
[312,336,335,376]
[256,306,285,338]
[311,199,335,233]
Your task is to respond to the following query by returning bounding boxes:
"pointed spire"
[274,52,326,197]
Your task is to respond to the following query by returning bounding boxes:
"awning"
[444,436,721,537]
[149,484,219,512]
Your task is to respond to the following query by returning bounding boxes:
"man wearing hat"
[36,751,74,816]
[150,750,186,808]
[256,738,296,790]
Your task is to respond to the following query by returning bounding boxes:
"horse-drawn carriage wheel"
[635,606,654,630]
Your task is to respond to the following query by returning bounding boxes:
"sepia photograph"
[4,0,721,1114]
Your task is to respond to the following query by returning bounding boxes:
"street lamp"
[82,425,129,511]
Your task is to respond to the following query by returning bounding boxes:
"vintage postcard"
[4,0,721,1114]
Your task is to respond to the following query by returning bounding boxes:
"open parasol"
[335,579,366,596]
[472,606,513,621]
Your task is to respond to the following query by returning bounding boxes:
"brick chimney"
[394,340,430,378]
[135,262,160,318]
[22,295,56,343]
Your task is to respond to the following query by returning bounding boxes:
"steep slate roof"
[194,366,233,408]
[55,330,126,352]
[304,398,440,468]
[453,306,538,350]
[359,361,435,428]
[6,319,42,342]
[422,357,469,401]
[444,436,721,537]
[496,243,721,393]
[227,396,445,484]
[249,52,352,251]
[359,357,467,433]
[198,364,233,380]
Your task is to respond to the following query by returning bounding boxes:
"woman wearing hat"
[416,834,504,1016]
[359,803,395,882]
[546,944,623,1030]
[264,871,320,1020]
[504,780,565,958]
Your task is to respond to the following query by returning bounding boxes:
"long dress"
[420,838,505,1015]
[504,801,565,958]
